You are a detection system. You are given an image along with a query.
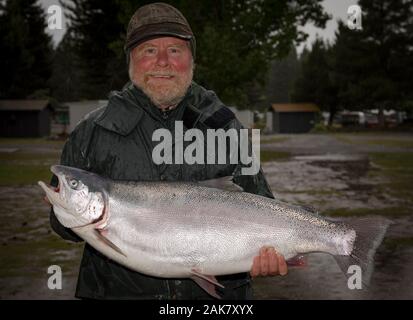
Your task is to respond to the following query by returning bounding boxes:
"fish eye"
[69,178,79,189]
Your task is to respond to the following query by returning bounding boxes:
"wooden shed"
[0,100,53,137]
[266,103,320,133]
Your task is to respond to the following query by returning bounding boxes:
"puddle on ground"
[255,153,413,299]
[0,185,83,299]
[262,153,400,212]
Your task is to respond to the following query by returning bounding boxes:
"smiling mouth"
[148,75,175,80]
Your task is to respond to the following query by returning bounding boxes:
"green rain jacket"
[50,81,274,299]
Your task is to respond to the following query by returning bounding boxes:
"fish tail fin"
[333,216,391,287]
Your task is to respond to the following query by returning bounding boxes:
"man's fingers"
[268,248,279,276]
[260,247,269,276]
[250,255,261,278]
[251,247,288,278]
[278,253,288,276]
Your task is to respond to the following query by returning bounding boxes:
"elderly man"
[49,2,287,299]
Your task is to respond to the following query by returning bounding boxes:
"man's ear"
[127,48,135,66]
[126,49,131,65]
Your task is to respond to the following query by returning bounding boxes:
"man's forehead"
[138,37,190,48]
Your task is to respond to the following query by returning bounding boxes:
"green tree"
[266,48,300,105]
[115,0,330,107]
[50,30,85,101]
[331,0,413,125]
[0,0,53,98]
[292,37,339,124]
[62,0,128,99]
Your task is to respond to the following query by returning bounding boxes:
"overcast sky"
[40,0,359,53]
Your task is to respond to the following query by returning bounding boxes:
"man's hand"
[250,246,288,277]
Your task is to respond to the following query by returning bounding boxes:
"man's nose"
[155,49,169,67]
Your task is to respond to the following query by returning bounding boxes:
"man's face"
[129,37,193,109]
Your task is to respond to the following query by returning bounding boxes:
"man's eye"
[169,47,180,54]
[145,48,156,54]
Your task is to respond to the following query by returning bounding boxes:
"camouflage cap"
[124,2,196,59]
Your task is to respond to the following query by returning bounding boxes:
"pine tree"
[0,0,53,98]
[266,49,300,105]
[331,0,413,125]
[63,0,128,99]
[50,30,84,101]
[292,37,339,124]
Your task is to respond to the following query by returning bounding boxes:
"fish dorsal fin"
[197,176,243,192]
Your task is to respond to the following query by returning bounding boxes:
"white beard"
[130,63,194,109]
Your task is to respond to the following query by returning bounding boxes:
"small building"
[51,105,69,137]
[64,100,107,133]
[266,103,320,133]
[0,100,53,137]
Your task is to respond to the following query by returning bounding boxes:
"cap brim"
[125,22,193,51]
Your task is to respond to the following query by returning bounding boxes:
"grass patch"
[260,150,291,162]
[0,152,59,185]
[0,235,83,277]
[334,135,413,149]
[383,237,413,250]
[281,189,340,196]
[0,152,60,162]
[368,152,413,202]
[369,152,413,171]
[363,139,413,149]
[323,207,412,217]
[0,164,55,185]
[0,138,65,146]
[260,136,289,144]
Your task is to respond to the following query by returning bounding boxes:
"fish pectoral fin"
[190,269,225,288]
[197,176,243,192]
[190,270,224,299]
[93,229,127,258]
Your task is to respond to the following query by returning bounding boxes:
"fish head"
[38,165,109,228]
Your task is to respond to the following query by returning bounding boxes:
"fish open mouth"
[38,180,60,203]
[38,165,65,206]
